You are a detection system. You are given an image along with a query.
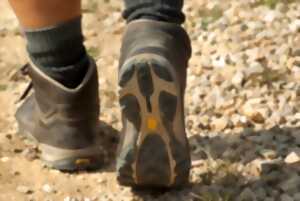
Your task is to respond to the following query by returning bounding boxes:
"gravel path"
[0,0,300,200]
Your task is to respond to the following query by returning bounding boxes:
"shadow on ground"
[132,126,300,201]
[95,121,120,172]
[13,117,300,200]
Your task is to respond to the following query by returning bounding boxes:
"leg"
[123,0,185,24]
[9,0,81,29]
[117,0,192,188]
[9,0,87,88]
[10,0,102,171]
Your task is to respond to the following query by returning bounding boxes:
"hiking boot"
[117,19,192,188]
[15,58,102,171]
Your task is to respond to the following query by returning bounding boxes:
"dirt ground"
[1,0,300,201]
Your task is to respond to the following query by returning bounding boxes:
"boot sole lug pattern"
[117,54,190,188]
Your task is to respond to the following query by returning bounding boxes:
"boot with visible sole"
[117,20,192,188]
[15,58,102,171]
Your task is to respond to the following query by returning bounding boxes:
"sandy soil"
[1,0,300,201]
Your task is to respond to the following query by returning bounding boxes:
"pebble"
[16,185,32,194]
[64,197,78,201]
[211,117,228,131]
[232,71,244,86]
[2,0,300,200]
[21,147,38,161]
[289,19,300,33]
[97,178,107,184]
[279,175,300,194]
[42,184,54,193]
[258,149,277,159]
[238,188,256,201]
[242,103,265,124]
[0,157,10,162]
[284,152,300,164]
[293,193,300,201]
[281,194,294,201]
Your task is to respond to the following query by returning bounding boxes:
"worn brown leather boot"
[15,58,102,171]
[117,19,192,188]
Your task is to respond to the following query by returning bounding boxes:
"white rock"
[285,152,300,164]
[97,178,107,184]
[289,19,300,33]
[64,197,78,201]
[241,103,265,124]
[192,160,204,168]
[294,113,300,120]
[0,157,10,162]
[212,57,226,68]
[16,185,32,194]
[42,184,54,193]
[211,117,228,132]
[232,71,244,86]
[264,11,281,23]
[245,62,264,77]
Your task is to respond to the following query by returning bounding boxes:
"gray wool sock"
[24,17,89,88]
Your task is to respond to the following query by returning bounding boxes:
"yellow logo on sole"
[147,117,158,130]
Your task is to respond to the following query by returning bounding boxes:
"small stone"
[295,113,300,120]
[212,57,226,68]
[198,115,210,129]
[22,147,38,161]
[280,194,294,201]
[232,71,244,86]
[285,152,300,164]
[64,197,78,201]
[13,148,23,153]
[279,175,300,194]
[211,117,228,132]
[255,188,266,200]
[239,188,256,201]
[259,149,277,159]
[0,157,10,162]
[210,73,225,85]
[242,103,265,124]
[97,178,107,184]
[16,185,32,194]
[264,11,280,23]
[42,184,54,193]
[251,112,265,124]
[245,62,264,77]
[289,19,300,33]
[293,193,300,201]
[191,160,204,168]
[5,134,12,140]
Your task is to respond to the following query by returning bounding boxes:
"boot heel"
[117,54,190,188]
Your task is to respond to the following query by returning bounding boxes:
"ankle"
[24,16,89,88]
